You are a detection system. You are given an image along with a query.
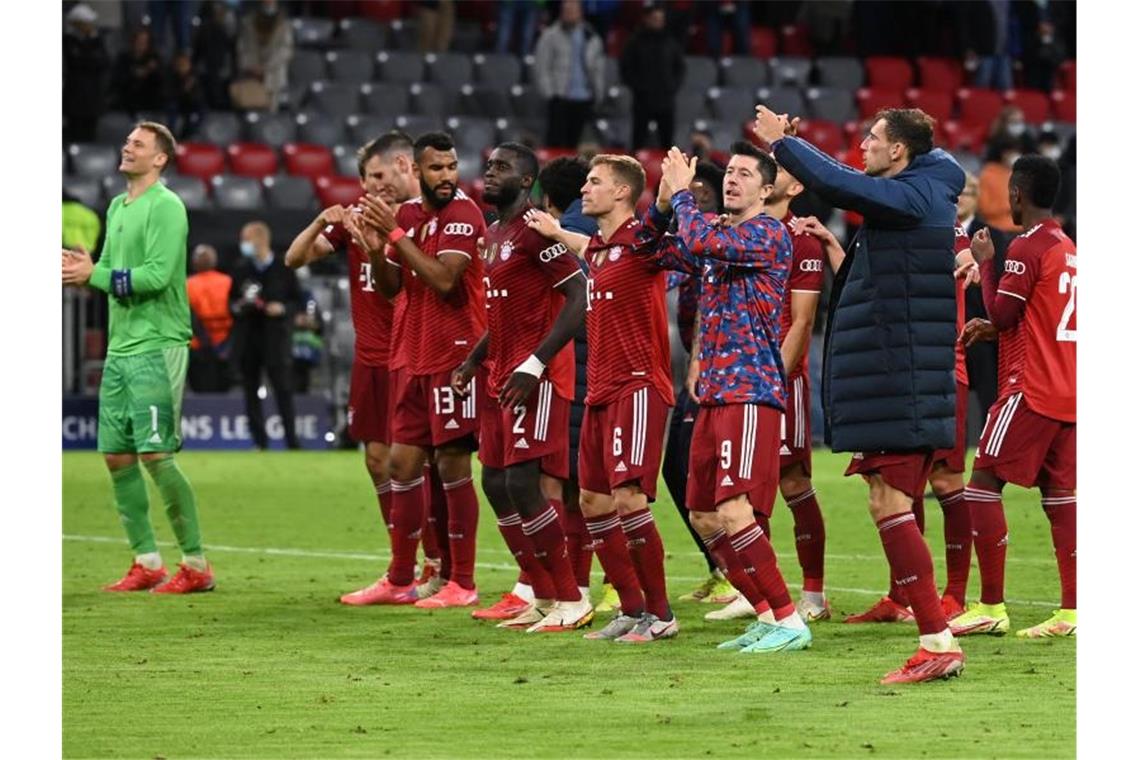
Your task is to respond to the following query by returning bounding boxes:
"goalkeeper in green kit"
[62,122,214,593]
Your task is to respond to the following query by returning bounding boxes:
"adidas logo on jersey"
[514,438,529,450]
[779,444,792,455]
[720,475,734,487]
[614,461,628,474]
[444,419,459,430]
[148,432,163,444]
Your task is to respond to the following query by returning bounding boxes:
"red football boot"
[471,593,532,620]
[339,576,416,605]
[151,563,216,594]
[844,596,915,624]
[880,647,965,684]
[104,562,168,592]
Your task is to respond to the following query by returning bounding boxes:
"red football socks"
[563,507,592,588]
[621,509,670,619]
[729,523,793,618]
[786,488,825,593]
[442,476,479,590]
[375,480,392,528]
[586,511,644,616]
[1042,492,1077,609]
[495,511,556,600]
[937,488,972,605]
[877,512,946,635]
[521,504,580,601]
[704,529,765,609]
[966,484,1008,605]
[386,476,425,586]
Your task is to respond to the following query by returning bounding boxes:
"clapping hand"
[661,147,697,201]
[344,210,385,256]
[360,194,399,237]
[61,246,93,287]
[753,105,796,145]
[954,248,981,285]
[960,317,998,347]
[523,208,561,240]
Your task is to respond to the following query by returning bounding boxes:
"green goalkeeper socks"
[109,463,157,555]
[143,456,204,557]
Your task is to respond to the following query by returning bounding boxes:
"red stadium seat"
[905,88,954,123]
[940,120,987,154]
[314,175,363,207]
[358,1,403,22]
[1005,89,1051,124]
[635,148,666,192]
[794,119,844,156]
[1057,60,1076,91]
[1051,89,1076,123]
[916,57,964,92]
[750,27,777,58]
[956,87,1004,129]
[175,142,225,182]
[864,56,914,90]
[856,88,905,119]
[226,142,278,179]
[534,147,577,164]
[282,143,335,179]
[635,188,654,217]
[779,24,813,57]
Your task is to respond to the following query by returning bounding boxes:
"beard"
[421,177,455,207]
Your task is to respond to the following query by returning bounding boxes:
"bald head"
[192,244,218,273]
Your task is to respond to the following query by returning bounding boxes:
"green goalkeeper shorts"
[97,346,188,453]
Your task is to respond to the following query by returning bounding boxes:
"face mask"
[1043,146,1062,161]
[240,241,257,258]
[1007,122,1026,137]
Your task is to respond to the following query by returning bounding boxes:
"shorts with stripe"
[931,380,969,474]
[478,379,570,479]
[347,362,390,445]
[578,386,670,500]
[779,374,813,475]
[686,403,781,515]
[845,451,935,502]
[974,392,1075,490]
[391,369,481,449]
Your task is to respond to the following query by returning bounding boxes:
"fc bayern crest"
[608,246,622,262]
[500,241,513,261]
[427,218,438,236]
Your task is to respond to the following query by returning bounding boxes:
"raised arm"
[974,227,1029,331]
[672,190,789,268]
[362,195,477,296]
[285,205,348,268]
[523,208,591,258]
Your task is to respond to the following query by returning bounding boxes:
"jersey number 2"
[1056,271,1077,342]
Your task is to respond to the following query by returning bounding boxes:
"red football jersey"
[584,216,673,407]
[778,214,824,381]
[994,219,1076,422]
[391,194,487,374]
[953,225,970,386]
[483,205,583,400]
[321,213,393,367]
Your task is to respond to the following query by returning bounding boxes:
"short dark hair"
[412,131,456,162]
[496,142,539,182]
[693,160,725,212]
[873,108,936,159]
[1011,155,1062,209]
[356,130,413,178]
[729,141,777,185]
[136,121,176,172]
[538,156,589,213]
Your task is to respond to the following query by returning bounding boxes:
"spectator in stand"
[1014,1,1066,91]
[978,135,1022,233]
[954,0,1015,91]
[63,3,110,142]
[112,28,165,115]
[1050,133,1076,240]
[956,173,998,430]
[291,293,324,394]
[230,221,304,450]
[689,128,729,168]
[987,106,1038,155]
[236,0,293,112]
[147,0,195,57]
[700,0,752,57]
[417,0,455,53]
[186,244,235,394]
[494,0,541,55]
[193,1,236,110]
[799,0,854,56]
[165,52,206,139]
[620,3,685,150]
[534,0,606,149]
[583,0,621,43]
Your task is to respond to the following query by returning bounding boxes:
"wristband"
[514,354,545,379]
[111,269,132,298]
[388,227,406,244]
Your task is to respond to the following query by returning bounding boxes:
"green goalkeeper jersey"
[88,180,191,357]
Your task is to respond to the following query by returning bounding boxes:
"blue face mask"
[240,241,257,258]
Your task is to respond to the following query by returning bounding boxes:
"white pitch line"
[63,534,1058,607]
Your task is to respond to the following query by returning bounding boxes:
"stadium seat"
[226,142,279,179]
[283,143,335,179]
[779,24,813,57]
[1057,60,1076,91]
[510,85,547,120]
[289,49,328,88]
[395,114,446,136]
[100,173,125,202]
[939,120,987,153]
[768,57,812,87]
[305,81,362,116]
[755,87,806,121]
[956,87,1005,129]
[473,53,522,87]
[815,57,864,91]
[708,86,757,124]
[794,119,845,155]
[68,143,119,178]
[332,144,360,176]
[199,112,243,146]
[916,57,964,91]
[591,118,631,148]
[456,153,483,182]
[263,175,317,211]
[345,114,396,145]
[1005,89,1051,124]
[295,112,347,146]
[63,175,102,209]
[521,54,537,85]
[211,174,264,209]
[535,147,579,164]
[459,84,512,119]
[749,27,778,58]
[682,56,718,91]
[326,49,375,83]
[162,174,211,210]
[451,20,484,54]
[1051,90,1076,123]
[598,85,632,118]
[411,82,460,118]
[387,17,419,51]
[314,175,363,207]
[635,148,666,191]
[376,50,425,83]
[337,16,387,50]
[856,88,905,119]
[675,93,711,126]
[692,118,739,153]
[720,56,769,88]
[805,87,857,124]
[427,52,473,83]
[864,56,914,90]
[174,141,225,181]
[905,88,954,123]
[361,81,411,115]
[292,17,336,48]
[495,117,545,145]
[447,116,496,156]
[244,111,297,148]
[93,111,135,146]
[604,57,620,88]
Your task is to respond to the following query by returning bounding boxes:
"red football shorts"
[845,451,935,501]
[779,374,813,475]
[478,379,570,479]
[391,368,482,449]
[578,386,670,499]
[347,362,390,445]
[973,392,1076,490]
[931,380,969,474]
[687,403,781,515]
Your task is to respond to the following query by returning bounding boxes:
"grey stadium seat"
[94,111,135,146]
[510,85,547,120]
[805,87,857,124]
[756,87,807,120]
[720,56,769,88]
[473,53,521,87]
[598,85,632,119]
[332,144,360,176]
[292,17,336,48]
[361,82,411,115]
[459,84,512,119]
[163,174,211,210]
[244,111,297,147]
[338,17,387,50]
[376,51,425,84]
[68,143,119,178]
[706,87,757,124]
[682,56,718,91]
[593,118,632,148]
[289,49,328,87]
[603,57,619,88]
[676,91,711,125]
[447,116,496,155]
[263,175,317,211]
[295,112,347,146]
[427,52,473,84]
[497,117,545,144]
[200,112,243,145]
[305,81,361,116]
[211,174,263,210]
[815,56,864,91]
[410,82,461,118]
[769,57,813,88]
[691,119,740,153]
[395,114,446,136]
[63,175,103,209]
[101,174,125,201]
[326,49,375,84]
[345,114,396,145]
[521,54,537,85]
[387,18,419,51]
[450,20,484,54]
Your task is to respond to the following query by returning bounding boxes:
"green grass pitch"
[63,450,1074,759]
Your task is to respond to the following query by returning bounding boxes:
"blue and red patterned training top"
[634,190,792,410]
